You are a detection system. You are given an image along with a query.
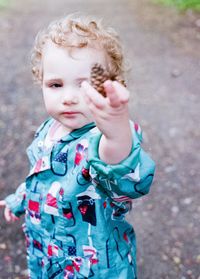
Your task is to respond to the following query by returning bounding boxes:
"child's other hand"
[81,80,130,139]
[0,200,19,222]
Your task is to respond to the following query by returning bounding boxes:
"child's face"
[42,41,107,133]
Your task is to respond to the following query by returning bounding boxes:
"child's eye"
[76,81,82,88]
[49,83,63,88]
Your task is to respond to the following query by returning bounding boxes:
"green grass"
[153,0,200,11]
[0,0,9,8]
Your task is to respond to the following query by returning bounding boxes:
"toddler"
[0,14,155,279]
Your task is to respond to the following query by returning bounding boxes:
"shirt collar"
[60,122,96,142]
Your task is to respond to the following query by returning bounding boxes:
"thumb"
[0,200,6,207]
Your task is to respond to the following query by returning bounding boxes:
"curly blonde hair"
[31,13,126,84]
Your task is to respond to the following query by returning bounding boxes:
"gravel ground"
[0,0,200,278]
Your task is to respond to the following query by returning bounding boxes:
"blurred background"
[0,0,199,278]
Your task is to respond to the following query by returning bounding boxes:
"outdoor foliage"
[154,0,200,10]
[0,0,9,8]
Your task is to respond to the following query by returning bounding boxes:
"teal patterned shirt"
[5,118,155,279]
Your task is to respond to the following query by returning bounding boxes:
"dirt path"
[0,0,199,278]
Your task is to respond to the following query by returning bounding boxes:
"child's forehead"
[42,41,108,79]
[42,41,108,67]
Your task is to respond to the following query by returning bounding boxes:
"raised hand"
[82,80,130,135]
[81,80,132,164]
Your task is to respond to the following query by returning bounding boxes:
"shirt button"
[38,140,44,148]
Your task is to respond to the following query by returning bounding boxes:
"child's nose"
[61,86,78,105]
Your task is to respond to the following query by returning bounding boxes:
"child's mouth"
[62,111,79,116]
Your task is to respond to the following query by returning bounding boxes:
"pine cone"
[90,63,109,97]
[90,63,126,97]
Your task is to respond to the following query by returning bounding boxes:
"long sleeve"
[4,182,26,217]
[87,123,155,199]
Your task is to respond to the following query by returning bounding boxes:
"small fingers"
[0,200,6,207]
[112,81,129,104]
[103,80,121,107]
[4,207,11,222]
[104,80,129,107]
[81,81,105,109]
[4,207,19,222]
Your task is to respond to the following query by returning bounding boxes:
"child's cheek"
[43,94,57,113]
